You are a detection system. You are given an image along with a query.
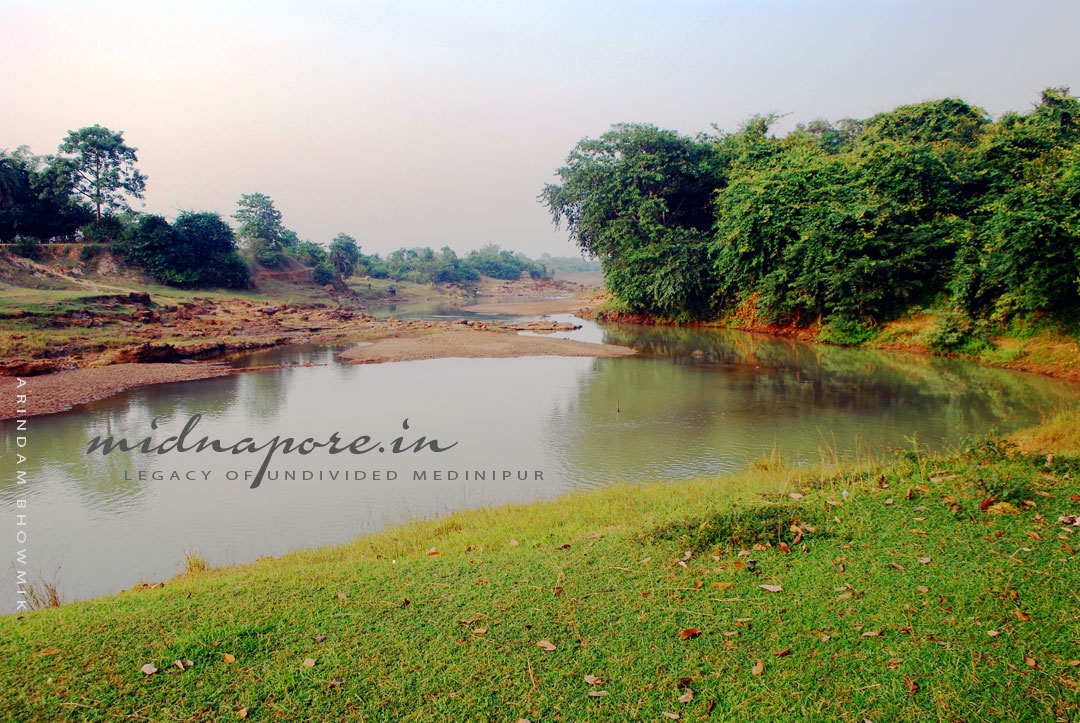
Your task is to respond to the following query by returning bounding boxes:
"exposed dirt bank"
[340,327,636,364]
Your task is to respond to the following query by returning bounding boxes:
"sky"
[1,0,1078,256]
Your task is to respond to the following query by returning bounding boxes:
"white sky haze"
[2,0,1078,255]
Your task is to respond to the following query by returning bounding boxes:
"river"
[0,308,1074,609]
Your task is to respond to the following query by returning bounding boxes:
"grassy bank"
[3,418,1079,721]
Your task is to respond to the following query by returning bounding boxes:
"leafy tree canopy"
[543,88,1080,326]
[57,125,146,220]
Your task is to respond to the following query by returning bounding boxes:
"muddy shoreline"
[0,313,625,420]
[341,327,635,365]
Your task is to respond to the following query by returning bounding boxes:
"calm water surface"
[1,311,1074,608]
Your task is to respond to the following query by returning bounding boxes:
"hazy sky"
[2,0,1078,256]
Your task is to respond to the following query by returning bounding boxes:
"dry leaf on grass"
[751,660,764,676]
[584,674,603,685]
[140,663,158,675]
[302,658,316,667]
[536,640,557,651]
[223,653,236,664]
[678,689,694,703]
[587,690,608,698]
[759,584,783,593]
[679,628,702,640]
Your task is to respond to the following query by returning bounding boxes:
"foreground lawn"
[2,427,1079,721]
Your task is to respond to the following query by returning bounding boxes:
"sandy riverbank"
[0,319,631,419]
[0,363,244,420]
[340,327,635,364]
[465,296,597,316]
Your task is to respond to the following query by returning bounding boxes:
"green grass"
[2,421,1079,721]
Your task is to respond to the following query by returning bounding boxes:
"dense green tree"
[328,233,361,278]
[122,212,248,288]
[543,89,1080,329]
[56,125,146,220]
[233,192,296,267]
[540,123,724,318]
[0,148,91,241]
[465,244,546,281]
[288,240,328,267]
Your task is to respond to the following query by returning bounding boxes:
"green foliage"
[287,240,328,267]
[80,215,129,245]
[537,253,601,274]
[384,246,481,284]
[926,311,992,355]
[818,317,878,346]
[464,244,549,280]
[328,233,360,279]
[541,123,722,317]
[233,192,296,268]
[544,89,1080,332]
[57,125,147,220]
[312,261,335,286]
[0,147,91,241]
[121,212,249,289]
[78,244,102,262]
[12,236,41,259]
[357,253,389,278]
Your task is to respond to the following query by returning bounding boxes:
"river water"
[0,309,1074,609]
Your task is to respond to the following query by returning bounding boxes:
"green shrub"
[12,236,41,259]
[818,316,877,346]
[312,261,335,285]
[926,311,992,354]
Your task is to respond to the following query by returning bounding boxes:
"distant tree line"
[0,124,593,292]
[542,88,1080,341]
[352,244,553,284]
[0,125,250,288]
